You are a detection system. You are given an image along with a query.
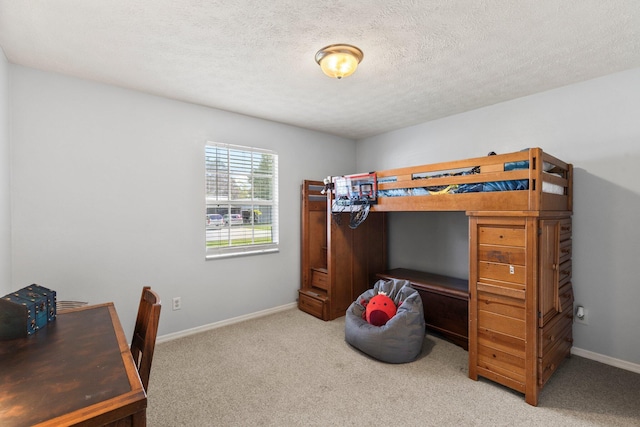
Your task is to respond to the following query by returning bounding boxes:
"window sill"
[205,247,279,260]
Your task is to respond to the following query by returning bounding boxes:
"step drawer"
[311,268,328,291]
[298,290,327,320]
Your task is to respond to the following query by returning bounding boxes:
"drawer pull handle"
[566,337,574,343]
[561,269,571,276]
[561,226,571,232]
[548,335,555,342]
[561,248,571,254]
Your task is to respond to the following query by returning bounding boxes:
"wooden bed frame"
[371,148,573,406]
[370,147,572,213]
[300,147,573,406]
[379,148,573,406]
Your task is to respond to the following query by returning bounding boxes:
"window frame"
[205,142,279,260]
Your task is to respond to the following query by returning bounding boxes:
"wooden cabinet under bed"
[468,212,573,406]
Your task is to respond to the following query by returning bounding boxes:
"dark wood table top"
[0,303,147,426]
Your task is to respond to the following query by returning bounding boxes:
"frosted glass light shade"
[315,44,363,79]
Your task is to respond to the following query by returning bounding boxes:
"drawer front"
[478,261,526,286]
[478,327,525,359]
[477,290,525,340]
[558,239,572,264]
[538,322,573,387]
[298,291,327,320]
[478,225,526,247]
[311,269,328,291]
[477,341,526,386]
[558,260,572,286]
[559,218,572,241]
[558,282,574,314]
[478,305,526,340]
[478,245,526,266]
[538,303,573,357]
[477,290,525,320]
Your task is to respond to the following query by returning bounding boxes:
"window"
[205,142,279,259]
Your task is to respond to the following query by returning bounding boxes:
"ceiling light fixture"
[315,44,363,79]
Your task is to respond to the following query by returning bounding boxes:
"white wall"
[9,65,356,339]
[0,49,11,296]
[356,67,640,366]
[9,60,639,367]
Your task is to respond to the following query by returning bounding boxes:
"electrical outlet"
[172,297,182,311]
[574,305,588,325]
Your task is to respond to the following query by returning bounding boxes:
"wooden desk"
[0,303,147,426]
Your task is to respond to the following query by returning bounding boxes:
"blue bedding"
[377,161,529,197]
[378,179,528,197]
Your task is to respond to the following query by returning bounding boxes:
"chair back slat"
[131,286,161,391]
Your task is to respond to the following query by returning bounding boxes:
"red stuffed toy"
[364,292,397,326]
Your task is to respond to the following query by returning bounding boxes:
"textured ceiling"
[1,1,639,140]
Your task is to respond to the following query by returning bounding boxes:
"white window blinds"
[205,142,279,259]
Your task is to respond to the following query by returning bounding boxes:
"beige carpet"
[148,308,640,426]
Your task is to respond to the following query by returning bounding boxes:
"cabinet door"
[538,220,560,327]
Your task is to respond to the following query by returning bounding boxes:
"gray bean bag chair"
[345,279,425,364]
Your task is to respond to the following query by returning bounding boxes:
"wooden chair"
[131,286,161,391]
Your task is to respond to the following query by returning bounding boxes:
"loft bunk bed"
[306,147,573,406]
[348,147,573,213]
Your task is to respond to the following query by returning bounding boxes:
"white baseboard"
[571,346,640,374]
[156,302,297,344]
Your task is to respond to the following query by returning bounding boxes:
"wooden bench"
[376,268,469,350]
